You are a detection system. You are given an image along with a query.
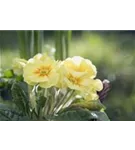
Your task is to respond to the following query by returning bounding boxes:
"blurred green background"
[1,30,135,121]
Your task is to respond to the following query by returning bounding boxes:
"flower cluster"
[0,52,110,121]
[12,53,103,102]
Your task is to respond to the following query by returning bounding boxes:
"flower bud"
[97,79,110,102]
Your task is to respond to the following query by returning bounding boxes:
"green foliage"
[93,111,110,121]
[36,96,47,109]
[11,81,30,116]
[0,78,5,87]
[0,101,30,121]
[3,31,135,120]
[3,69,14,78]
[52,107,91,121]
[36,95,47,118]
[53,107,109,121]
[71,99,106,111]
[0,81,109,121]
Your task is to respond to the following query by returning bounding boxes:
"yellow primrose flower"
[81,79,103,101]
[12,58,27,75]
[28,53,49,63]
[58,56,97,91]
[55,61,67,88]
[89,79,103,92]
[63,56,97,78]
[23,53,59,88]
[84,92,99,101]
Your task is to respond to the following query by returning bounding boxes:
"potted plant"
[0,31,110,121]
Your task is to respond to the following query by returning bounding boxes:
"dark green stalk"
[54,30,72,60]
[55,30,64,60]
[30,30,34,57]
[60,31,64,60]
[64,31,72,58]
[18,31,28,59]
[33,31,43,55]
[25,31,31,58]
[55,31,62,60]
[18,31,32,59]
[27,30,33,58]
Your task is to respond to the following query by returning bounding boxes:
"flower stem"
[43,89,49,116]
[61,90,75,109]
[54,89,70,114]
[54,31,63,60]
[18,31,29,59]
[34,30,42,55]
[48,88,56,115]
[64,31,72,58]
[18,31,41,59]
[30,30,34,57]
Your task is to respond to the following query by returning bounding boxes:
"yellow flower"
[12,58,27,75]
[63,56,97,78]
[82,79,103,101]
[55,61,67,88]
[23,53,59,88]
[83,92,99,101]
[89,79,103,92]
[58,56,97,91]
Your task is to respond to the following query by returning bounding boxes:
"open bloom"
[58,56,97,91]
[12,58,27,75]
[82,79,103,101]
[23,53,59,88]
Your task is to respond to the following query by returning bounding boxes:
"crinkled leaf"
[0,102,26,121]
[36,96,47,109]
[11,82,30,115]
[71,100,106,111]
[55,108,98,121]
[92,111,110,121]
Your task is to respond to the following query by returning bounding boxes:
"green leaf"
[0,102,25,121]
[70,97,83,105]
[3,69,14,78]
[15,75,23,81]
[36,96,47,117]
[30,108,38,120]
[0,78,5,88]
[92,111,110,121]
[71,100,106,111]
[55,108,98,121]
[52,106,110,122]
[36,96,46,108]
[0,110,12,121]
[11,82,30,115]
